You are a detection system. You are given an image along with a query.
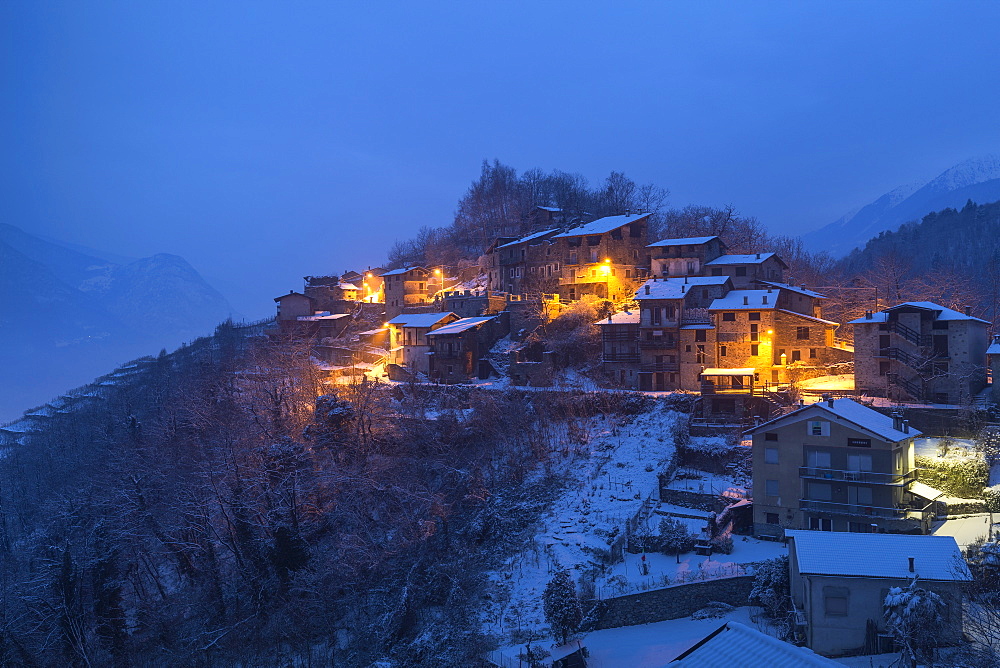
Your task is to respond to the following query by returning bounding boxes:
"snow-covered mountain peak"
[926,154,1000,192]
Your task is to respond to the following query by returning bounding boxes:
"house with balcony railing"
[749,396,933,538]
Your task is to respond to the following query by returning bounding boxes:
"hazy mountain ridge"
[802,155,1000,256]
[0,224,237,422]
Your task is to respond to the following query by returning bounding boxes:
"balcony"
[798,499,907,518]
[602,353,640,363]
[639,362,679,372]
[799,467,916,486]
[638,339,678,349]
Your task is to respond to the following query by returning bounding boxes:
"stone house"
[748,397,930,538]
[549,212,650,301]
[382,266,442,320]
[273,291,315,323]
[489,228,562,295]
[385,312,459,377]
[786,530,970,656]
[646,235,727,278]
[303,275,362,312]
[704,252,787,289]
[851,301,989,405]
[441,290,506,318]
[597,311,640,387]
[426,312,511,383]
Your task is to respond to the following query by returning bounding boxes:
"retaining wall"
[595,575,754,629]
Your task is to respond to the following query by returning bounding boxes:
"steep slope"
[0,224,237,422]
[803,155,1000,256]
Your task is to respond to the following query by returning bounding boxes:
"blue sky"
[4,2,1000,317]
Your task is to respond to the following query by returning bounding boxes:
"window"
[688,261,696,273]
[720,345,727,357]
[791,350,801,362]
[696,344,706,363]
[823,586,849,616]
[847,438,871,448]
[751,344,759,356]
[590,247,599,262]
[848,453,872,471]
[810,348,817,358]
[722,312,736,321]
[764,432,778,441]
[810,517,833,531]
[748,312,761,321]
[765,447,779,464]
[695,329,707,342]
[765,512,779,525]
[765,480,779,497]
[808,420,830,437]
[879,361,890,376]
[848,485,873,505]
[735,266,747,276]
[807,450,831,468]
[711,268,724,276]
[807,482,833,501]
[797,326,810,339]
[849,522,874,533]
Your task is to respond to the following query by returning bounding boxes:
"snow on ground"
[666,468,745,497]
[798,374,855,392]
[932,513,995,549]
[482,404,682,641]
[596,535,786,598]
[913,436,976,459]
[493,606,779,667]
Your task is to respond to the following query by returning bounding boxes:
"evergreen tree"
[884,579,945,668]
[543,567,582,644]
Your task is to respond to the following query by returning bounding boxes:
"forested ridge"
[0,322,655,666]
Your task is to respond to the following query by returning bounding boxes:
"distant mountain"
[0,224,237,422]
[802,155,1000,256]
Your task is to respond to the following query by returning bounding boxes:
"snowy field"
[481,404,682,641]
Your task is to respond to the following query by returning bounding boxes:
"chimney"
[645,285,651,295]
[801,284,806,291]
[681,285,686,293]
[756,253,761,259]
[892,411,903,431]
[902,420,910,434]
[684,276,688,283]
[865,310,873,319]
[762,296,768,304]
[799,399,805,407]
[826,396,834,408]
[743,296,749,305]
[625,208,632,217]
[965,305,972,316]
[767,286,772,293]
[908,557,915,573]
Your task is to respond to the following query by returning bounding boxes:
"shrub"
[749,556,790,618]
[915,454,989,499]
[658,517,697,556]
[710,534,734,555]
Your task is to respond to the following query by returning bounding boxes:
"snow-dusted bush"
[543,568,583,644]
[749,556,790,619]
[883,579,944,666]
[710,534,734,555]
[691,601,735,620]
[658,517,697,556]
[915,453,989,499]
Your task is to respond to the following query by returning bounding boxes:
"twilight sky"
[4,1,1000,318]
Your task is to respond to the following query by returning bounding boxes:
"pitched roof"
[786,530,971,581]
[274,291,311,302]
[756,281,826,299]
[425,316,496,336]
[646,235,720,248]
[849,301,990,325]
[710,290,778,310]
[387,312,456,328]
[776,309,839,326]
[552,212,651,238]
[705,253,786,267]
[496,229,559,249]
[381,266,427,277]
[672,621,840,667]
[988,340,1000,356]
[635,276,730,300]
[746,397,920,442]
[596,311,640,325]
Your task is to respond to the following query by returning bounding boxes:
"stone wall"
[594,575,754,629]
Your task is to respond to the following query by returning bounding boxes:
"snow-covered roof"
[705,253,784,266]
[709,290,778,310]
[635,276,730,300]
[988,341,1000,356]
[426,316,496,336]
[274,291,310,302]
[776,309,839,326]
[596,311,640,325]
[850,301,989,324]
[552,213,651,238]
[496,228,559,249]
[787,530,970,581]
[909,481,945,501]
[338,282,360,291]
[387,312,456,328]
[356,328,388,336]
[381,266,427,277]
[746,397,921,442]
[672,621,840,667]
[536,206,561,212]
[646,235,719,248]
[296,313,351,322]
[755,281,826,299]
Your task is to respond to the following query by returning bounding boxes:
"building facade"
[851,301,989,404]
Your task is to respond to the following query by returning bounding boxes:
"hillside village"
[257,209,1000,665]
